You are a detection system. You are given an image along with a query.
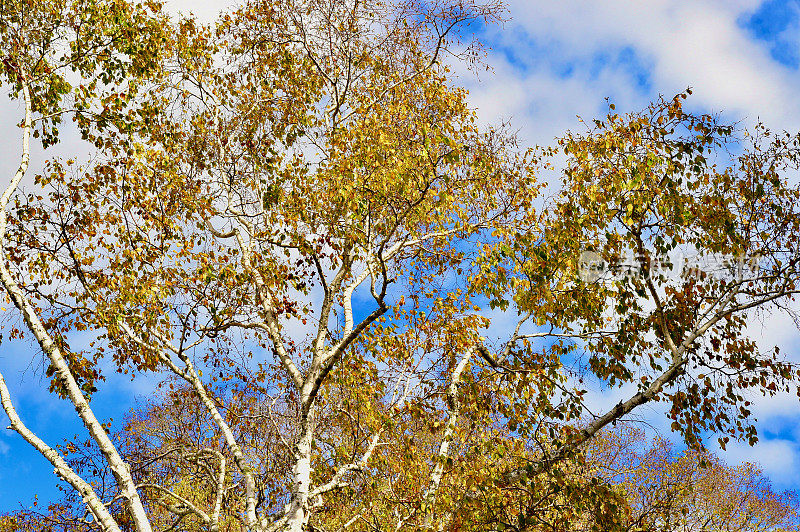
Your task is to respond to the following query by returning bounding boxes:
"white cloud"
[473,0,800,133]
[717,437,799,489]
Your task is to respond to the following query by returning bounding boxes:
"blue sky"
[3,0,800,513]
[454,0,800,491]
[745,0,800,67]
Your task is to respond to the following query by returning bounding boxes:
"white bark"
[310,430,383,499]
[118,321,260,530]
[233,225,304,391]
[220,191,483,531]
[0,372,121,532]
[138,483,211,524]
[209,449,227,532]
[285,416,316,532]
[171,353,259,528]
[422,346,475,525]
[0,71,151,532]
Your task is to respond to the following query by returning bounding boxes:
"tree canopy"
[2,0,800,531]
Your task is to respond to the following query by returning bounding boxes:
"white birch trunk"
[285,414,315,532]
[0,71,152,532]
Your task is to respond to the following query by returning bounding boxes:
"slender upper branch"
[422,345,476,517]
[118,321,259,529]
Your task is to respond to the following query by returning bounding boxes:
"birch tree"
[4,0,800,531]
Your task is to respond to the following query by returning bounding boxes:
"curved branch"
[0,372,121,532]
